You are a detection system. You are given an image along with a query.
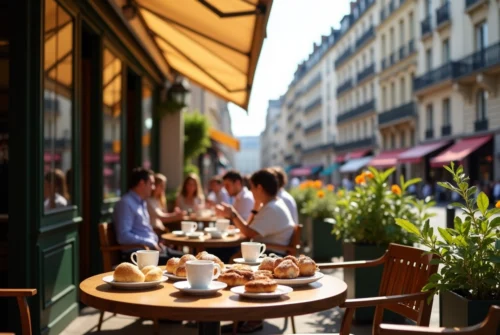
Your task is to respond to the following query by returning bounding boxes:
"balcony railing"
[436,2,450,27]
[287,133,294,140]
[475,119,488,132]
[302,143,332,155]
[336,79,353,96]
[399,46,406,60]
[334,137,375,152]
[414,62,461,91]
[355,26,375,49]
[304,120,323,134]
[456,42,500,77]
[335,48,353,68]
[441,125,452,136]
[378,102,416,126]
[408,40,415,54]
[466,0,487,11]
[304,97,322,114]
[380,9,386,21]
[284,154,293,161]
[293,143,302,150]
[304,73,322,93]
[357,63,375,82]
[421,16,432,37]
[337,100,376,124]
[425,129,434,139]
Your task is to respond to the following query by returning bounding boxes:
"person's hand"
[153,243,163,252]
[215,202,233,219]
[173,211,184,220]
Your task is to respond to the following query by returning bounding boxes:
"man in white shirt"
[206,176,230,206]
[222,170,254,220]
[271,166,298,224]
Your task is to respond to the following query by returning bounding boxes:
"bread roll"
[298,256,317,277]
[166,257,180,273]
[254,270,274,279]
[258,257,276,272]
[229,264,253,271]
[113,263,145,282]
[178,254,196,266]
[196,251,225,270]
[244,279,277,293]
[144,267,163,282]
[174,265,187,277]
[141,265,157,276]
[273,257,284,269]
[273,260,300,279]
[218,269,254,287]
[284,255,299,266]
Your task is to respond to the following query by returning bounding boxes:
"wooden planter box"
[311,219,342,261]
[440,290,500,334]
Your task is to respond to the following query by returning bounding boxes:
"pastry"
[298,256,317,277]
[218,269,254,287]
[254,270,274,279]
[178,254,196,267]
[140,265,157,275]
[113,263,145,282]
[284,255,299,266]
[195,251,225,270]
[174,265,187,277]
[229,264,253,271]
[258,257,276,272]
[166,257,180,273]
[273,260,300,279]
[273,257,284,269]
[244,279,278,293]
[144,267,163,282]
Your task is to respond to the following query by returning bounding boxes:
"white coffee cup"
[186,260,221,289]
[215,219,230,232]
[130,250,159,269]
[241,242,266,262]
[181,221,198,233]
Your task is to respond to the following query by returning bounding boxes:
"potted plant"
[331,167,435,323]
[301,183,341,261]
[396,163,500,333]
[290,180,318,250]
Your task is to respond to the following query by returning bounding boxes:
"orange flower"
[364,171,374,179]
[496,201,500,208]
[299,183,307,190]
[326,184,335,192]
[317,190,325,198]
[355,174,366,184]
[314,180,323,189]
[337,190,344,197]
[391,184,402,195]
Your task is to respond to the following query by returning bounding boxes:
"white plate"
[226,229,240,236]
[233,258,264,265]
[273,272,324,286]
[102,275,167,289]
[186,232,204,239]
[164,271,187,281]
[172,230,185,236]
[173,281,227,295]
[230,285,293,299]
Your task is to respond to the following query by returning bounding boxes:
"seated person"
[206,176,230,207]
[270,166,299,225]
[147,173,184,234]
[175,173,205,213]
[222,170,254,220]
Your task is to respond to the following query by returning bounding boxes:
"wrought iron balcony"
[334,137,375,152]
[287,113,294,122]
[466,0,487,11]
[335,47,353,68]
[414,62,461,92]
[302,143,332,155]
[380,9,386,22]
[408,40,415,54]
[381,58,387,70]
[284,154,293,161]
[293,143,302,150]
[287,133,294,140]
[357,63,375,82]
[399,46,406,60]
[336,79,353,96]
[436,2,450,27]
[389,52,396,66]
[304,97,322,114]
[378,102,416,126]
[421,16,432,37]
[304,120,323,135]
[425,129,434,140]
[475,119,488,132]
[355,27,375,49]
[337,100,376,124]
[456,42,500,77]
[304,74,322,93]
[441,125,452,136]
[388,0,395,13]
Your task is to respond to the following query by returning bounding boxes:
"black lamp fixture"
[168,78,190,106]
[122,0,138,20]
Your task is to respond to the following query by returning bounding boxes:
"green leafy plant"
[289,180,318,220]
[302,184,337,220]
[396,163,500,300]
[183,111,211,163]
[183,163,199,177]
[332,167,435,246]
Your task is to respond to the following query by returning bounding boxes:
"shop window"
[426,104,434,130]
[475,21,488,51]
[442,39,450,64]
[142,80,153,169]
[442,98,451,125]
[476,89,488,121]
[43,0,73,212]
[103,49,123,200]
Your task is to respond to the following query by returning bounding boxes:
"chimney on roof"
[313,42,318,52]
[322,35,327,43]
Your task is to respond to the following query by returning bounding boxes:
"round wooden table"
[161,232,248,252]
[80,270,348,335]
[183,215,218,223]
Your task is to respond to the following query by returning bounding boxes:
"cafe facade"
[1,0,271,333]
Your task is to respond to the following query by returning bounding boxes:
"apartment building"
[260,98,285,168]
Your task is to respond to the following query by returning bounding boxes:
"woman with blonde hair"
[147,173,184,232]
[44,168,70,210]
[176,173,205,212]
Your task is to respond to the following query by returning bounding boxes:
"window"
[426,104,434,130]
[475,21,488,51]
[425,0,432,17]
[401,130,406,147]
[327,82,331,100]
[382,86,387,110]
[426,48,433,71]
[442,39,450,63]
[142,80,153,169]
[400,77,406,104]
[409,12,415,39]
[410,129,415,147]
[391,133,396,149]
[43,0,74,212]
[363,120,367,138]
[442,98,451,126]
[362,86,366,103]
[390,27,395,52]
[391,82,396,108]
[371,82,375,98]
[476,90,488,121]
[370,48,374,63]
[399,20,405,48]
[103,49,123,200]
[382,35,386,58]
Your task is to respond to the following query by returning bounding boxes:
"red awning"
[104,153,120,163]
[335,155,345,163]
[44,152,61,162]
[289,167,311,177]
[430,135,491,168]
[398,140,450,164]
[370,149,407,168]
[346,149,370,160]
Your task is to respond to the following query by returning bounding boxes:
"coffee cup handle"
[212,264,221,280]
[259,244,266,257]
[192,222,198,231]
[130,252,138,266]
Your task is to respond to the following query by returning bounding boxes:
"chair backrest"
[379,305,500,335]
[98,222,120,272]
[0,289,37,335]
[373,243,439,333]
[289,224,303,256]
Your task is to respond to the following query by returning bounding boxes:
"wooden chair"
[298,243,438,335]
[0,288,37,335]
[97,223,156,332]
[379,305,500,335]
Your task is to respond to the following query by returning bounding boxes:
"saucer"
[273,272,324,286]
[233,258,264,265]
[186,232,204,239]
[172,230,185,236]
[226,229,240,236]
[164,271,186,281]
[102,275,168,289]
[173,281,227,295]
[230,285,293,299]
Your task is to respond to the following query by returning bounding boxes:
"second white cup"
[241,242,266,262]
[215,219,230,232]
[181,221,198,233]
[130,250,159,269]
[186,260,221,289]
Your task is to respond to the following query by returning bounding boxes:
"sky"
[228,0,351,137]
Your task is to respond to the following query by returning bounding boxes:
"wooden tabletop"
[80,269,348,321]
[162,233,248,249]
[183,216,217,223]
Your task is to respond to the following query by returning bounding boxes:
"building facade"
[261,98,284,168]
[235,136,261,175]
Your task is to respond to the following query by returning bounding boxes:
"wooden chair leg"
[290,316,296,333]
[339,307,355,335]
[16,296,32,335]
[153,318,160,335]
[232,321,238,335]
[97,310,105,331]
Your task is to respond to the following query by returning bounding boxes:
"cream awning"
[111,0,272,110]
[209,127,240,151]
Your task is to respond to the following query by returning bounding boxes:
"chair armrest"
[101,244,150,252]
[379,324,456,335]
[318,255,385,270]
[343,292,429,308]
[0,289,37,297]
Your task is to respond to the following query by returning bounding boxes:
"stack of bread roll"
[113,263,163,283]
[165,251,225,278]
[258,255,317,279]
